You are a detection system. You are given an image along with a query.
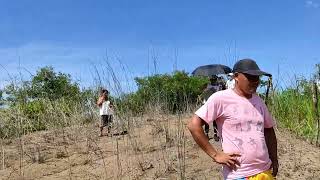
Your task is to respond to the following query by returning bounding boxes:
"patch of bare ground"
[0,114,319,179]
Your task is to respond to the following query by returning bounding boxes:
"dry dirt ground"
[0,114,319,180]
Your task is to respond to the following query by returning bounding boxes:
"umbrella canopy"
[191,64,232,77]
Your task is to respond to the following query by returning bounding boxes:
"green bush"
[271,78,318,141]
[0,67,97,138]
[118,71,208,114]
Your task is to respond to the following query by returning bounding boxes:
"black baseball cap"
[232,59,272,77]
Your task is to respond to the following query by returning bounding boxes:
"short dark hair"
[100,89,109,95]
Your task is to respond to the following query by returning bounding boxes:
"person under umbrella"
[201,75,223,141]
[194,64,231,141]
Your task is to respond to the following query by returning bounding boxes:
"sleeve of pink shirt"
[261,100,275,128]
[195,94,223,124]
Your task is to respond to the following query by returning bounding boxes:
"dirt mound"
[0,114,319,179]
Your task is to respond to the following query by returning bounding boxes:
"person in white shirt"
[97,89,113,137]
[226,73,235,89]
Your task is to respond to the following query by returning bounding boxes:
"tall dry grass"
[0,56,319,179]
[0,56,196,179]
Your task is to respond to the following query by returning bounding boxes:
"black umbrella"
[192,64,232,77]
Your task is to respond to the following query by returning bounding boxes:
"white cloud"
[306,1,319,8]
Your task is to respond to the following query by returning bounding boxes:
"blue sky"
[0,0,319,93]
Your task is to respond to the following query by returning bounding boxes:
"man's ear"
[233,73,239,82]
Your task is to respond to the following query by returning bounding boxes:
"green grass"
[271,87,318,143]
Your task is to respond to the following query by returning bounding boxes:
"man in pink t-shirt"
[188,59,278,180]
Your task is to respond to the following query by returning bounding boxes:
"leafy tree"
[4,81,31,106]
[0,66,91,136]
[3,67,83,125]
[123,71,208,114]
[4,66,81,105]
[30,66,81,101]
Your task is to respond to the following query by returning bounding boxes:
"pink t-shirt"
[195,89,274,180]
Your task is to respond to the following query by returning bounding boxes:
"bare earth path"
[0,114,319,180]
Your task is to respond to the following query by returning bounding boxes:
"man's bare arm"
[97,96,104,107]
[187,115,240,169]
[264,127,278,176]
[187,115,217,158]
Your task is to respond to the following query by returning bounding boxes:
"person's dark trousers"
[212,121,219,141]
[203,122,219,142]
[204,122,209,138]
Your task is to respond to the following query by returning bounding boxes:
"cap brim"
[243,70,272,77]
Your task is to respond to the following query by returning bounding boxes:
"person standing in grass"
[188,59,278,180]
[97,88,113,137]
[226,73,235,89]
